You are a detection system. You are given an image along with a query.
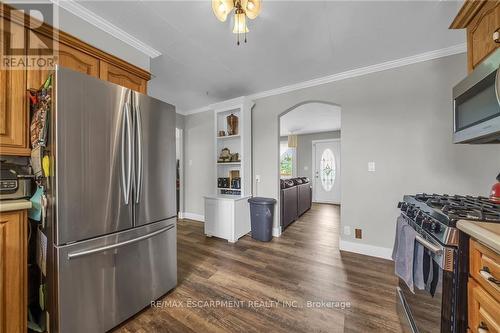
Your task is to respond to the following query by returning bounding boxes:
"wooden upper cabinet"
[0,17,29,156]
[1,4,151,156]
[26,31,99,89]
[58,42,99,78]
[451,0,500,72]
[99,61,147,94]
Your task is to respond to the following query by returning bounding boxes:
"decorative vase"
[227,113,239,136]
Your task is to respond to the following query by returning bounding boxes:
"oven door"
[396,240,456,333]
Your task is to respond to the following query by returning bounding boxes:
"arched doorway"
[277,101,341,234]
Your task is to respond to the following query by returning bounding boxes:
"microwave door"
[453,49,500,143]
[132,91,177,227]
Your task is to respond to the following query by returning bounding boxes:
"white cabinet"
[203,97,253,243]
[204,196,251,243]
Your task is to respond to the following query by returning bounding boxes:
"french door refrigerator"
[45,67,177,333]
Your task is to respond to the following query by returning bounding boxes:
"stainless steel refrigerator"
[44,67,177,333]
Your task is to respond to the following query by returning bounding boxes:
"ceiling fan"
[211,0,262,45]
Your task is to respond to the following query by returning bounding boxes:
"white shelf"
[217,187,242,190]
[217,135,240,140]
[217,162,241,166]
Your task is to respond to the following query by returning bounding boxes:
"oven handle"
[416,234,442,255]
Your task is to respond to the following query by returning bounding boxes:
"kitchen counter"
[0,199,32,213]
[457,220,500,253]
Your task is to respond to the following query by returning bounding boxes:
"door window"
[320,148,335,191]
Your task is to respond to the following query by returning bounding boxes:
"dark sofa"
[280,177,312,229]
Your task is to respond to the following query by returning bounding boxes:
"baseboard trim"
[179,212,204,222]
[272,226,282,237]
[339,239,392,260]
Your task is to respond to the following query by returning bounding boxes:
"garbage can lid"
[248,197,277,205]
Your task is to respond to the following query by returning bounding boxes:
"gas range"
[398,194,500,247]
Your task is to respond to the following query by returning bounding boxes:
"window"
[280,141,295,178]
[320,148,336,191]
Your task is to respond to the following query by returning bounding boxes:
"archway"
[277,101,342,236]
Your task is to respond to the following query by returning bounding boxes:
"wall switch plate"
[368,162,376,172]
[355,229,362,239]
[255,175,261,183]
[188,159,193,166]
[344,226,351,236]
[304,166,309,171]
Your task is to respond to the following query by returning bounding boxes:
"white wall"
[251,53,500,253]
[183,111,214,216]
[182,53,500,253]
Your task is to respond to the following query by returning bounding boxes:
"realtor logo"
[1,1,58,70]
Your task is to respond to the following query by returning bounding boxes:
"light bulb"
[233,13,249,34]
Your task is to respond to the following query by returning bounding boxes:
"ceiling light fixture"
[212,0,262,45]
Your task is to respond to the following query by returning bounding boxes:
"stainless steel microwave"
[453,48,500,144]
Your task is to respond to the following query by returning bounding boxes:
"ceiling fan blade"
[212,0,235,22]
[243,0,261,20]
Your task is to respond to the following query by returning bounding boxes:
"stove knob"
[431,222,441,232]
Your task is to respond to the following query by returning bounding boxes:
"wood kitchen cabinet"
[451,0,500,72]
[99,61,148,94]
[0,3,151,156]
[26,31,100,89]
[468,239,500,333]
[0,210,28,333]
[0,17,29,156]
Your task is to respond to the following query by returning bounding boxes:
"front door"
[313,140,341,204]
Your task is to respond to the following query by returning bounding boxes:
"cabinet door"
[468,1,500,70]
[0,18,29,156]
[0,210,27,333]
[58,42,99,77]
[468,278,500,333]
[27,32,99,90]
[99,61,147,93]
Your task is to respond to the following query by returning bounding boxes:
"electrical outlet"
[344,226,351,236]
[304,166,309,171]
[355,229,362,239]
[255,175,261,183]
[368,162,376,172]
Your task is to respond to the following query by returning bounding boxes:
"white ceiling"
[78,1,465,111]
[280,103,341,136]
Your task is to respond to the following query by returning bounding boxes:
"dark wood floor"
[113,203,402,333]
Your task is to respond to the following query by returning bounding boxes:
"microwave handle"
[496,66,500,106]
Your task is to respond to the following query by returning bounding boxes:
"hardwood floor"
[112,203,402,333]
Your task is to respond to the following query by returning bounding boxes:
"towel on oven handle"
[392,215,417,293]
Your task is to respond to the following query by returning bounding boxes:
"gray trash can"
[248,197,277,241]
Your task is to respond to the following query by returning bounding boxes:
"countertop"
[0,199,32,213]
[204,195,252,201]
[457,220,500,253]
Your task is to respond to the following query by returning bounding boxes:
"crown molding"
[183,43,466,115]
[50,0,162,58]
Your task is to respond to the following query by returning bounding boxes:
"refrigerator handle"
[67,224,175,259]
[121,102,132,205]
[135,99,143,204]
[120,103,128,205]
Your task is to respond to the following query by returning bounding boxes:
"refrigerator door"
[132,91,177,226]
[54,68,134,245]
[55,218,177,333]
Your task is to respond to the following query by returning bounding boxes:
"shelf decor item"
[218,130,226,137]
[227,113,239,136]
[218,147,232,163]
